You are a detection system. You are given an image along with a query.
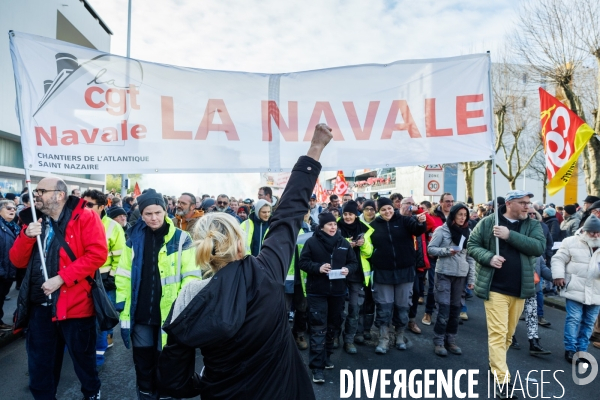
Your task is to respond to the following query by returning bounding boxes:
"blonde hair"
[192,212,245,275]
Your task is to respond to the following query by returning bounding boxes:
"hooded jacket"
[543,216,561,242]
[560,214,581,239]
[551,231,600,305]
[428,224,475,284]
[157,156,320,400]
[0,217,18,279]
[369,213,426,284]
[299,230,358,295]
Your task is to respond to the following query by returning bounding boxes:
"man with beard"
[552,215,600,364]
[468,190,545,399]
[10,177,106,400]
[172,193,204,233]
[215,194,242,222]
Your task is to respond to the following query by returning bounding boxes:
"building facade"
[0,0,111,195]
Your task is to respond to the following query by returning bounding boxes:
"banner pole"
[492,156,500,256]
[120,0,133,198]
[25,168,52,300]
[486,50,500,256]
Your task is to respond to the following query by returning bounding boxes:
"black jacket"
[369,213,426,284]
[543,216,561,243]
[0,219,18,279]
[158,156,319,400]
[299,230,358,296]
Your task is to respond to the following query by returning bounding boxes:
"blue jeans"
[536,290,544,317]
[27,305,100,399]
[564,299,600,352]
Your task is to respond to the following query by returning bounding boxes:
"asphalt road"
[0,284,598,399]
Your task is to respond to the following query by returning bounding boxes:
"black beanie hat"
[377,197,393,209]
[342,200,359,216]
[363,200,376,210]
[108,207,127,219]
[136,189,165,213]
[563,205,577,215]
[318,212,337,229]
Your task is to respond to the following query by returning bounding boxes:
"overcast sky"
[89,0,519,198]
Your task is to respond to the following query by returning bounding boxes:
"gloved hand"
[121,328,131,349]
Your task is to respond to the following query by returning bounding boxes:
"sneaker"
[325,356,334,369]
[494,383,517,399]
[418,297,424,305]
[83,390,101,400]
[312,370,325,383]
[434,345,447,357]
[422,313,432,325]
[344,342,357,354]
[0,323,12,331]
[538,317,551,327]
[107,334,114,349]
[460,312,468,321]
[295,335,308,350]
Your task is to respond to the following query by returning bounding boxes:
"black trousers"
[0,277,14,323]
[307,295,345,370]
[132,324,161,393]
[27,305,100,400]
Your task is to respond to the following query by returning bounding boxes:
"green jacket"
[467,212,546,300]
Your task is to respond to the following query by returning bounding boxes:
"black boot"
[529,338,551,355]
[509,335,520,350]
[565,350,575,364]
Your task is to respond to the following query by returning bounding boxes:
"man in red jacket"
[10,177,107,400]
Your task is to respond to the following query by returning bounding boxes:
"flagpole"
[120,0,133,198]
[487,50,500,256]
[25,169,52,300]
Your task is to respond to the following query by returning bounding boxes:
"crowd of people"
[1,131,600,398]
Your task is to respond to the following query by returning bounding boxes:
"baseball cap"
[504,190,534,202]
[310,194,317,200]
[243,198,253,204]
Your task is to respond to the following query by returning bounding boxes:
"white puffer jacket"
[551,232,600,305]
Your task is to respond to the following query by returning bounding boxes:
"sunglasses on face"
[217,201,228,206]
[86,202,98,208]
[3,206,16,211]
[528,212,537,216]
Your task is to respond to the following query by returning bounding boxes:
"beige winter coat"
[551,232,600,305]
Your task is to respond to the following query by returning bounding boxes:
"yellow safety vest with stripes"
[100,215,126,276]
[337,217,375,286]
[240,218,268,255]
[115,217,201,347]
[285,229,305,294]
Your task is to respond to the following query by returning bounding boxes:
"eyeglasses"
[515,201,532,207]
[217,201,229,206]
[363,208,375,212]
[85,202,98,208]
[443,200,455,204]
[3,206,16,211]
[528,212,537,216]
[33,189,60,196]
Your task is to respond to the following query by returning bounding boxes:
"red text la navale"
[35,84,487,146]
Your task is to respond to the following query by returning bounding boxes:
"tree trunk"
[464,166,474,204]
[485,160,493,201]
[582,58,600,195]
[509,177,516,190]
[542,178,547,203]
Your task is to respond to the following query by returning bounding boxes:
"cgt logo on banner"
[10,31,495,175]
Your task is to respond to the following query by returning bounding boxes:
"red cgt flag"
[133,182,141,198]
[334,170,348,196]
[539,88,595,196]
[313,179,327,203]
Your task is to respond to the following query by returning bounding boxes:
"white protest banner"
[10,31,495,174]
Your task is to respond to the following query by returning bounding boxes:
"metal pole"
[120,0,133,198]
[25,169,51,300]
[486,50,500,256]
